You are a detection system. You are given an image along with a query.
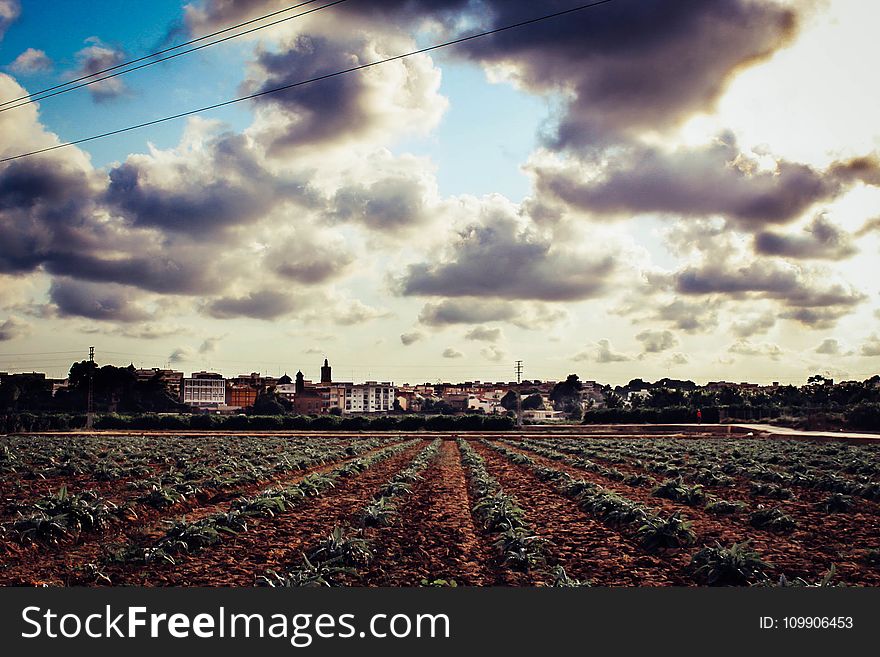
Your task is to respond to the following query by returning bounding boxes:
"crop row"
[506,439,801,535]
[259,439,443,587]
[110,440,421,568]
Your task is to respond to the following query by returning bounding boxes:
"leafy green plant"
[637,512,696,550]
[652,478,706,505]
[548,566,591,587]
[493,528,549,571]
[816,493,854,513]
[359,497,397,527]
[705,499,747,515]
[749,507,796,533]
[309,526,373,567]
[690,541,770,586]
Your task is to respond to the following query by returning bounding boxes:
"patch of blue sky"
[398,55,550,203]
[1,0,254,167]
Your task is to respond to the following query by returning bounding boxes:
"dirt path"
[106,442,428,586]
[472,441,690,586]
[357,440,494,586]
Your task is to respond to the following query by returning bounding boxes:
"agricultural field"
[1,429,879,587]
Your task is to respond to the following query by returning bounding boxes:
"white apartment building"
[182,371,226,409]
[342,381,396,414]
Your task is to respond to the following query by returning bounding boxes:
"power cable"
[0,0,616,163]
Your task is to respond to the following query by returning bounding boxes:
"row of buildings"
[135,359,590,418]
[143,359,398,415]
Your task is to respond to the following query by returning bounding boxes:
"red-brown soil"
[355,440,496,586]
[102,441,428,586]
[497,440,880,585]
[0,442,407,586]
[471,441,690,586]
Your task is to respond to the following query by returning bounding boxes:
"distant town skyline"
[1,1,879,387]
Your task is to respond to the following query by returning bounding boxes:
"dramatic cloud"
[636,329,678,354]
[0,316,28,341]
[442,347,463,359]
[653,298,720,334]
[465,326,502,343]
[400,211,615,301]
[755,215,857,260]
[106,127,315,236]
[400,332,423,346]
[73,38,128,102]
[204,290,304,320]
[7,48,51,74]
[0,0,19,41]
[574,339,631,364]
[532,137,876,228]
[454,0,797,147]
[418,298,566,330]
[271,234,354,285]
[49,279,150,323]
[327,173,434,231]
[728,339,783,360]
[243,30,446,154]
[672,259,865,327]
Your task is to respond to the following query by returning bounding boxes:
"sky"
[0,0,879,386]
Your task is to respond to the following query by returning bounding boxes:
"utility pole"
[515,360,523,428]
[85,346,95,430]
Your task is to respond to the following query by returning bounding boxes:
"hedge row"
[582,406,718,424]
[88,413,515,432]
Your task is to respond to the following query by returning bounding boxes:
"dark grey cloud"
[453,0,797,147]
[400,213,614,301]
[49,279,150,323]
[636,329,677,354]
[0,157,101,274]
[74,38,127,102]
[327,176,430,230]
[654,298,720,334]
[672,258,865,328]
[442,347,463,359]
[196,0,797,149]
[755,215,857,260]
[400,331,423,346]
[106,133,314,235]
[271,235,354,285]
[0,315,28,341]
[534,136,875,228]
[204,289,303,320]
[418,297,565,330]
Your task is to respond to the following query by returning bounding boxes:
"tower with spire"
[320,358,332,384]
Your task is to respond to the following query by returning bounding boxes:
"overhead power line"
[0,0,616,163]
[0,0,350,114]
